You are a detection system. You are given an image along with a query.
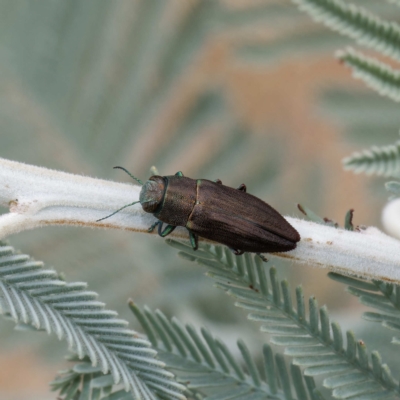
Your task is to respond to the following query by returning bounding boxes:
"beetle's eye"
[139,177,165,213]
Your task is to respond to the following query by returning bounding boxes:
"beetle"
[98,167,300,256]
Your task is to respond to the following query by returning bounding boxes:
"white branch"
[0,157,188,238]
[1,157,400,283]
[285,217,400,283]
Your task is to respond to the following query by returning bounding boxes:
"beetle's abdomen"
[155,176,197,226]
[186,179,300,253]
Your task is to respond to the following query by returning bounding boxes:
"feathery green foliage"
[329,272,400,346]
[2,1,400,399]
[0,241,185,400]
[166,240,400,399]
[338,48,400,103]
[343,140,400,177]
[291,0,400,180]
[51,354,125,400]
[51,354,194,400]
[236,1,400,64]
[130,303,325,400]
[291,0,400,61]
[56,302,322,400]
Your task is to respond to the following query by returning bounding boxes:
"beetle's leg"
[214,179,222,184]
[257,253,268,263]
[175,171,184,177]
[188,231,199,250]
[158,222,176,237]
[237,184,246,192]
[148,221,160,232]
[229,248,244,256]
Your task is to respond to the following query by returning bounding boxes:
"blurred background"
[0,0,400,398]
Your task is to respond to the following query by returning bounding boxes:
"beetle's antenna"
[114,166,144,186]
[96,201,140,222]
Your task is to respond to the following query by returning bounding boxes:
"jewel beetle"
[98,167,300,256]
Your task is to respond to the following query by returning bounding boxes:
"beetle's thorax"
[139,176,166,213]
[154,175,197,226]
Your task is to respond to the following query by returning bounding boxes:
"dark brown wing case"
[186,179,300,253]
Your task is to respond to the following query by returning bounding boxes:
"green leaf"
[131,304,319,400]
[338,48,400,103]
[291,0,400,61]
[343,140,400,178]
[168,240,400,399]
[0,242,185,400]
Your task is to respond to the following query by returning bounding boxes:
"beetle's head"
[139,176,166,213]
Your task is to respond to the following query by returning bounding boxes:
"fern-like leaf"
[167,239,400,399]
[128,303,323,400]
[51,354,194,400]
[342,140,400,176]
[52,317,324,400]
[338,48,400,103]
[329,272,400,345]
[290,0,400,61]
[51,355,114,400]
[0,242,185,400]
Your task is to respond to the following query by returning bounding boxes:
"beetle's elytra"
[99,168,300,256]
